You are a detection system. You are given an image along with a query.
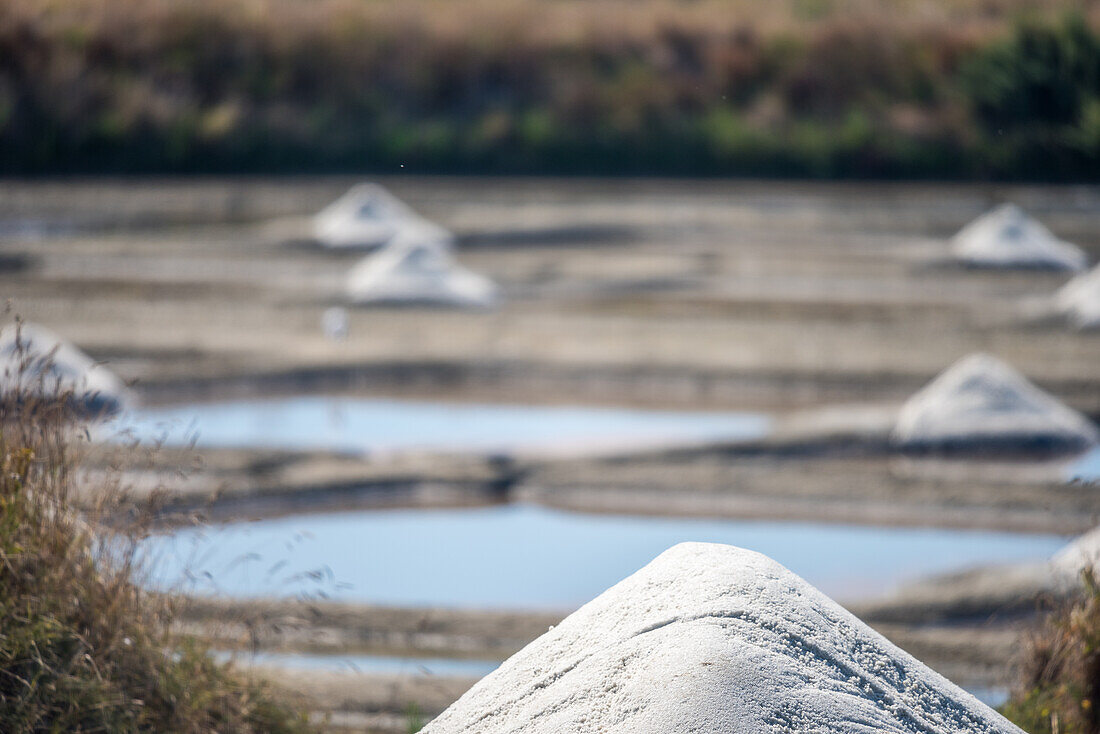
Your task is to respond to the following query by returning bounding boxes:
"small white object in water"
[422,542,1022,734]
[312,183,452,250]
[951,203,1087,271]
[321,307,349,341]
[892,353,1098,453]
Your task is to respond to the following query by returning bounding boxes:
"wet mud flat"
[96,418,1099,535]
[3,176,1099,417]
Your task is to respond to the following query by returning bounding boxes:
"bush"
[0,351,312,732]
[1002,569,1100,734]
[963,15,1100,132]
[1,0,1099,178]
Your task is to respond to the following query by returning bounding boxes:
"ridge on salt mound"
[312,183,452,250]
[951,203,1087,271]
[346,237,498,308]
[1054,264,1100,330]
[0,323,127,416]
[891,353,1099,454]
[422,542,1022,734]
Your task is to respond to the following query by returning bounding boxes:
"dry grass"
[7,0,1095,43]
[1003,569,1100,734]
[0,331,313,733]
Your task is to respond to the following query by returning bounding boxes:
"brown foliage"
[0,329,312,733]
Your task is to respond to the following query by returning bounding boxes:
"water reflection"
[112,397,770,455]
[214,650,498,678]
[144,504,1067,611]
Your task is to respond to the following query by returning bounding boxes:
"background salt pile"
[312,182,453,250]
[1054,264,1100,329]
[950,203,1088,271]
[0,322,127,416]
[891,353,1099,454]
[423,542,1022,734]
[1052,526,1100,582]
[345,237,498,308]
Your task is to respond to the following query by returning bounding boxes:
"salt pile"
[892,353,1099,453]
[346,237,497,308]
[312,183,452,249]
[423,542,1021,734]
[1053,264,1100,329]
[951,203,1087,271]
[0,323,127,416]
[1052,526,1100,583]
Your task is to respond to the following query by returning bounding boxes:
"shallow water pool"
[110,396,769,454]
[143,504,1067,610]
[1069,447,1100,483]
[212,647,1007,707]
[214,650,498,678]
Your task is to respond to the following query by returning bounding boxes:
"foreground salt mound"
[951,203,1087,271]
[312,183,452,249]
[346,238,497,307]
[892,353,1099,453]
[423,543,1021,734]
[1053,264,1100,329]
[0,323,127,415]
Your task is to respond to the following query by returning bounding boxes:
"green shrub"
[963,14,1100,132]
[1,0,1099,178]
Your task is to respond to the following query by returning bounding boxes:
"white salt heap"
[346,237,497,308]
[951,203,1087,271]
[423,542,1021,734]
[1052,526,1100,583]
[1053,264,1100,329]
[892,353,1099,453]
[313,183,452,249]
[0,323,127,415]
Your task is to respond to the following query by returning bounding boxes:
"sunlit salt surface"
[213,650,498,678]
[109,397,770,454]
[143,504,1067,610]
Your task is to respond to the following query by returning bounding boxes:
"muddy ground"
[3,177,1098,415]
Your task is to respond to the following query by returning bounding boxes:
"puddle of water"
[213,650,498,678]
[142,504,1067,611]
[966,686,1009,709]
[1068,447,1100,483]
[108,397,769,455]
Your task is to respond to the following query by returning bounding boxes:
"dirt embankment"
[97,433,1099,535]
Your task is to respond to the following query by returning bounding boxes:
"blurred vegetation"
[2,0,1100,179]
[1003,569,1100,734]
[0,383,313,731]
